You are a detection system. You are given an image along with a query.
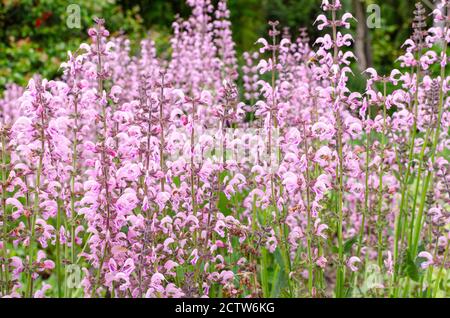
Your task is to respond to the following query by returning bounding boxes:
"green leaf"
[343,236,358,255]
[331,244,339,254]
[260,248,270,298]
[273,248,285,269]
[218,192,231,215]
[120,226,129,234]
[269,265,282,297]
[401,249,420,282]
[172,176,180,187]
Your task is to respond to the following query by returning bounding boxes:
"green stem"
[376,81,387,268]
[1,130,9,295]
[303,123,314,296]
[357,107,371,258]
[393,53,422,295]
[433,243,450,298]
[26,99,45,298]
[330,8,345,298]
[411,32,447,258]
[159,73,165,192]
[92,25,113,297]
[55,198,62,298]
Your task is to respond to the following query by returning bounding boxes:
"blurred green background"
[0,0,422,92]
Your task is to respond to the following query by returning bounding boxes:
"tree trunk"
[352,0,373,71]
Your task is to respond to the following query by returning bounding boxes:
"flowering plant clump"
[0,0,449,298]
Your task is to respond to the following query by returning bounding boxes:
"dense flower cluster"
[0,0,449,298]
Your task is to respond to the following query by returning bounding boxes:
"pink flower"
[282,171,301,194]
[347,256,361,272]
[255,38,269,54]
[313,174,331,200]
[313,15,329,31]
[314,219,328,239]
[312,121,334,141]
[418,252,434,269]
[34,283,52,298]
[316,256,327,269]
[384,251,394,276]
[314,146,333,167]
[266,230,278,253]
[156,192,171,210]
[219,270,234,284]
[164,260,179,273]
[214,220,226,238]
[6,197,24,219]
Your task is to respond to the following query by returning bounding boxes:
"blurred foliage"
[0,0,423,92]
[367,0,416,75]
[0,0,146,89]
